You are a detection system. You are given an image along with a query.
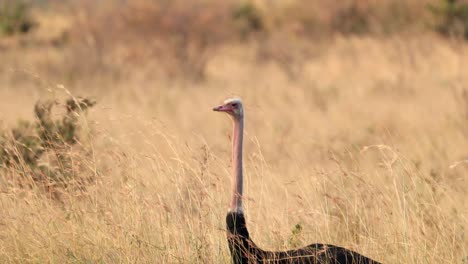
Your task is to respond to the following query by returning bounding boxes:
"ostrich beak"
[213,104,231,112]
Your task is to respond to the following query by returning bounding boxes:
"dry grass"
[0,1,467,263]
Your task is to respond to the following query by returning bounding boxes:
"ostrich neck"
[230,117,244,213]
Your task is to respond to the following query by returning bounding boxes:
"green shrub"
[0,98,96,197]
[233,1,264,37]
[0,0,34,36]
[288,223,303,248]
[429,0,468,39]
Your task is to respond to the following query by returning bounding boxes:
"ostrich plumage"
[213,97,381,264]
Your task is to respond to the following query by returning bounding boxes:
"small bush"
[233,1,264,37]
[0,98,96,198]
[429,0,468,39]
[0,0,34,36]
[288,223,303,248]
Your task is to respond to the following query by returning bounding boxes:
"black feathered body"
[226,212,381,264]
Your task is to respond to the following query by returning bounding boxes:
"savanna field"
[0,0,467,263]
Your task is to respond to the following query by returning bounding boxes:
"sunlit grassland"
[0,14,467,263]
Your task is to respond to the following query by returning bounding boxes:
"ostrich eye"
[231,103,238,108]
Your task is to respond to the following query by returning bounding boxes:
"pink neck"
[230,116,244,213]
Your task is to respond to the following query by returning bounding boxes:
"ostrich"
[213,97,381,264]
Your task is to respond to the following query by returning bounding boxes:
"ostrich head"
[213,97,244,119]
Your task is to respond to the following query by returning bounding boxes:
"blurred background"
[2,0,468,86]
[0,0,467,263]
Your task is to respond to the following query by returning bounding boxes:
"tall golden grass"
[0,1,467,263]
